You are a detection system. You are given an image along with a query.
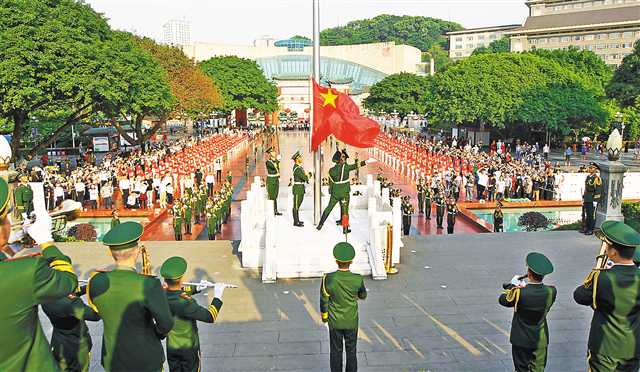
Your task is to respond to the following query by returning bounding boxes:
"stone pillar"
[595,160,627,228]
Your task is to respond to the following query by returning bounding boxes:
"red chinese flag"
[311,80,380,151]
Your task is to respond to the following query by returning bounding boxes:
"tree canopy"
[199,56,278,114]
[471,37,510,55]
[425,53,606,134]
[320,15,463,51]
[607,40,640,108]
[363,73,430,121]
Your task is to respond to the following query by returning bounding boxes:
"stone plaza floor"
[45,229,602,371]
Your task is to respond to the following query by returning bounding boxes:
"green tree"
[0,0,112,159]
[100,31,176,150]
[363,73,430,122]
[320,15,463,51]
[529,47,612,95]
[199,56,278,117]
[422,45,453,73]
[607,40,640,108]
[471,37,510,55]
[425,53,605,134]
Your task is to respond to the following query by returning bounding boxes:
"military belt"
[332,179,350,184]
[267,174,280,177]
[293,182,306,185]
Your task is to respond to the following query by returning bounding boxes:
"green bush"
[622,202,640,220]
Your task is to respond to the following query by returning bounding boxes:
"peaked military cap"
[333,242,355,262]
[596,220,640,248]
[526,252,554,276]
[332,150,342,163]
[589,162,599,169]
[0,177,9,218]
[160,256,187,279]
[341,149,350,159]
[291,151,301,161]
[103,221,144,250]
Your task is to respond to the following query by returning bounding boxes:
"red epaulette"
[4,253,43,261]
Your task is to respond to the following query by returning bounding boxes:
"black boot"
[317,209,330,230]
[293,210,303,227]
[274,200,282,216]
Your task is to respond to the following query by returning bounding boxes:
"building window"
[467,36,474,41]
[560,36,571,42]
[622,42,634,48]
[596,43,607,49]
[455,37,463,42]
[585,34,595,41]
[622,31,633,38]
[610,54,620,60]
[466,44,474,48]
[554,5,563,10]
[455,52,462,57]
[586,44,595,50]
[489,34,497,40]
[596,33,607,39]
[549,37,559,43]
[609,43,620,49]
[455,44,463,49]
[609,32,620,38]
[478,35,485,41]
[530,39,538,44]
[594,1,604,5]
[574,35,582,41]
[564,4,573,9]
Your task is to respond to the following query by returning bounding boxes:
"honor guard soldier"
[417,178,426,215]
[183,200,193,235]
[320,242,367,372]
[110,209,120,230]
[582,163,602,235]
[574,221,640,371]
[424,185,432,220]
[291,151,309,227]
[160,257,226,372]
[206,201,217,240]
[15,173,34,220]
[446,197,459,234]
[401,195,414,235]
[0,178,79,372]
[265,147,282,215]
[494,202,504,232]
[500,252,556,372]
[317,149,368,234]
[434,192,446,229]
[172,201,183,241]
[42,285,100,372]
[87,222,174,372]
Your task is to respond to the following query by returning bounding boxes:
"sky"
[85,0,529,45]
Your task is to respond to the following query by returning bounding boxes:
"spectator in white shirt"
[205,173,215,197]
[88,184,99,210]
[119,177,130,208]
[101,183,113,210]
[74,180,85,203]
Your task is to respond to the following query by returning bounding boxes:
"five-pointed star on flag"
[320,88,338,108]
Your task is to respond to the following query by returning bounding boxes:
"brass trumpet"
[11,199,82,234]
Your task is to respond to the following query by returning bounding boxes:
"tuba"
[594,229,610,270]
[140,244,153,276]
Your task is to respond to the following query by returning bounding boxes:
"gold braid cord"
[140,245,152,276]
[504,287,521,312]
[582,270,601,309]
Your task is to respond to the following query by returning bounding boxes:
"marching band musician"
[401,195,414,236]
[86,222,174,372]
[434,191,446,230]
[494,202,504,233]
[172,201,184,241]
[574,221,640,371]
[500,252,556,372]
[0,177,79,371]
[160,257,226,372]
[416,177,426,215]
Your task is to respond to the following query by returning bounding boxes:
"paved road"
[44,230,601,371]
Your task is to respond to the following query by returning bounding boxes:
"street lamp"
[606,128,623,161]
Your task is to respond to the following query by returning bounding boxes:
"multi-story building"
[507,0,640,66]
[447,25,522,59]
[162,19,191,46]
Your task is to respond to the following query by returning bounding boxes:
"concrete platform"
[36,230,601,371]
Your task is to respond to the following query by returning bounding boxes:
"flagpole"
[312,0,321,224]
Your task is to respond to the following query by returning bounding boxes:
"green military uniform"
[434,193,445,229]
[42,286,100,372]
[161,257,223,372]
[206,203,217,240]
[494,207,504,232]
[574,221,640,371]
[0,177,79,371]
[172,204,183,241]
[15,175,34,219]
[417,180,426,214]
[291,151,309,227]
[110,217,120,230]
[500,252,556,372]
[423,187,432,219]
[317,150,366,234]
[183,203,192,235]
[446,200,458,235]
[401,196,413,236]
[87,222,174,372]
[265,148,282,215]
[583,163,602,235]
[320,242,367,372]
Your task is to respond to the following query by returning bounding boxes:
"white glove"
[213,282,226,299]
[510,275,521,286]
[593,202,597,208]
[26,213,53,246]
[276,154,282,161]
[196,280,208,292]
[365,158,377,164]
